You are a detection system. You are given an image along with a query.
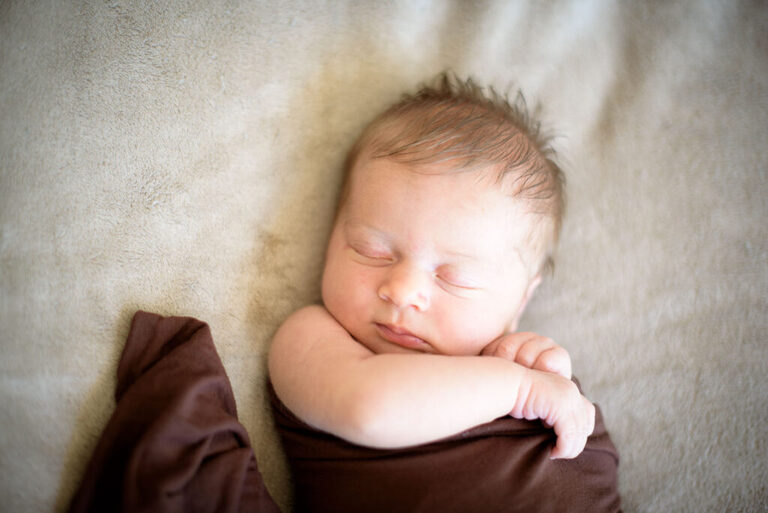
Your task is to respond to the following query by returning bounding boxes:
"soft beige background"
[1,1,766,511]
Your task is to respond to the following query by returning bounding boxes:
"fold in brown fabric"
[69,311,280,513]
[270,379,621,513]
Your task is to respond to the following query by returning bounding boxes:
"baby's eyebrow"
[441,248,481,261]
[343,218,384,235]
[447,242,531,269]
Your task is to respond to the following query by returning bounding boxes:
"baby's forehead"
[349,151,533,207]
[344,158,544,258]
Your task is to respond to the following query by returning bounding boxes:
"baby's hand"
[482,332,572,379]
[513,369,596,459]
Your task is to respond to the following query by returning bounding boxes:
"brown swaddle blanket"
[69,310,620,512]
[270,372,621,513]
[68,311,280,513]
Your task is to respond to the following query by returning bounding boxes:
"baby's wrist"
[509,364,537,418]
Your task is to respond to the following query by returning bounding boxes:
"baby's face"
[321,157,540,356]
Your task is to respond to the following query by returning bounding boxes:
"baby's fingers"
[550,429,588,460]
[532,346,572,379]
[550,398,595,460]
[516,337,569,376]
[482,332,531,359]
[484,333,572,379]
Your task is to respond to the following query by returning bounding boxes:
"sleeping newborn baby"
[269,73,620,512]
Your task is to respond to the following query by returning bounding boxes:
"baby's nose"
[377,262,431,311]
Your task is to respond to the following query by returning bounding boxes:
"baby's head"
[322,73,565,356]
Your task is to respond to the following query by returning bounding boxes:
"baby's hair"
[340,72,565,275]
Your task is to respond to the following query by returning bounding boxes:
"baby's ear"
[526,273,543,300]
[507,274,542,332]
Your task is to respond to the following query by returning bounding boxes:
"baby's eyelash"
[350,245,394,263]
[436,274,478,291]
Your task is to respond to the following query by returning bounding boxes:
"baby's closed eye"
[435,267,482,294]
[348,243,395,266]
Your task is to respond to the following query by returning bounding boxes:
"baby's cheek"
[330,270,375,322]
[436,305,498,356]
[322,269,353,321]
[462,305,509,355]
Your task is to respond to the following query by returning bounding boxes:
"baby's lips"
[375,323,430,351]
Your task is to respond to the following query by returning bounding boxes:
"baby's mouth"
[375,323,429,351]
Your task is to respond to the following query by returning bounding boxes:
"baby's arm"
[482,331,572,379]
[268,305,594,458]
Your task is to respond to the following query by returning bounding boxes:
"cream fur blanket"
[1,1,766,511]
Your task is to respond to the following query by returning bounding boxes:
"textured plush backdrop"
[1,1,766,512]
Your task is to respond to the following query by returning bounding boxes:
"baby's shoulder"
[276,304,339,335]
[271,303,357,355]
[269,303,370,383]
